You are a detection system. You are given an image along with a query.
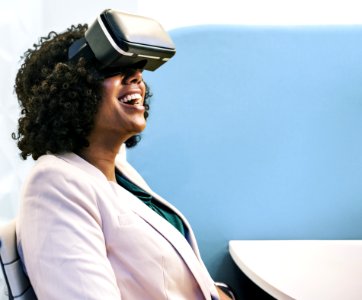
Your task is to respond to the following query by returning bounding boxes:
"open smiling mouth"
[118,93,143,106]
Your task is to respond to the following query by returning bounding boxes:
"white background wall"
[1,0,362,298]
[138,0,362,28]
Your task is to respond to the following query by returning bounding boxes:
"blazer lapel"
[110,180,213,300]
[115,155,200,251]
[115,158,215,300]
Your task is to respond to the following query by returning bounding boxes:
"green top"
[115,170,186,237]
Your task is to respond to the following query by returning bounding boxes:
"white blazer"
[16,152,219,300]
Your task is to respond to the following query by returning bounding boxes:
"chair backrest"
[0,220,36,300]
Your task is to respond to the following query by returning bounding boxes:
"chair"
[0,220,36,300]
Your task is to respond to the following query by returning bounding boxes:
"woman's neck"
[79,130,129,181]
[81,151,117,181]
[78,135,125,182]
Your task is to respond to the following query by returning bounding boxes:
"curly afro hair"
[13,24,151,160]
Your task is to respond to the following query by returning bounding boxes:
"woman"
[13,17,233,300]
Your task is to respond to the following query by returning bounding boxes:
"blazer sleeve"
[17,159,122,300]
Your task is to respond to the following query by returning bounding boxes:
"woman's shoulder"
[21,153,112,210]
[26,152,108,189]
[33,153,103,177]
[30,153,83,178]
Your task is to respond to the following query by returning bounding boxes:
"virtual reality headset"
[68,9,176,75]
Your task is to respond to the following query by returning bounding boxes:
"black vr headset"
[68,9,176,76]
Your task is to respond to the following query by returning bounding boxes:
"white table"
[229,240,362,300]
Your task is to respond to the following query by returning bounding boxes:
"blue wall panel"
[127,25,362,295]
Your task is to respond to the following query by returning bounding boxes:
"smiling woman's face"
[92,69,147,142]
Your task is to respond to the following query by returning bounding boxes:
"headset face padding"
[68,9,176,73]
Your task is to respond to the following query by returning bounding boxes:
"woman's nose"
[124,69,143,85]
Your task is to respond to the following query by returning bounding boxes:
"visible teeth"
[119,93,142,104]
